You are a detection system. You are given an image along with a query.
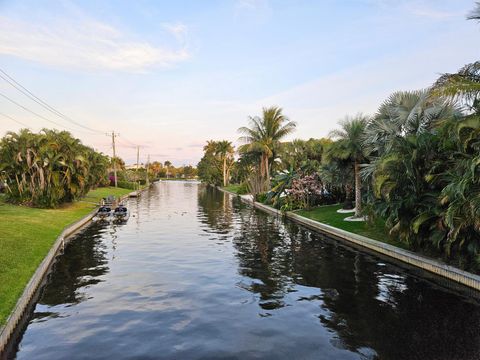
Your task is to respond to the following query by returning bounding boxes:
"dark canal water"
[10,182,480,359]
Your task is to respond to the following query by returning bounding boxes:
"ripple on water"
[11,182,480,360]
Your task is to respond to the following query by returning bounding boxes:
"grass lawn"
[221,184,247,195]
[296,204,408,249]
[0,186,130,325]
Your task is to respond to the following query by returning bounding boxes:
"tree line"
[197,2,480,269]
[0,129,198,206]
[0,129,110,207]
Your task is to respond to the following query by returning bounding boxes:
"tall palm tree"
[164,160,172,179]
[364,90,456,156]
[329,114,369,217]
[215,140,235,187]
[238,106,296,190]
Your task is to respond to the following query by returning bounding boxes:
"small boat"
[112,204,130,221]
[96,205,112,220]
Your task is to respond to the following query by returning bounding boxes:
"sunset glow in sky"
[0,0,478,165]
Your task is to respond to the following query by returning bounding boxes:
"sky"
[0,0,478,165]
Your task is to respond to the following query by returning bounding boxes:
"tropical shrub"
[117,180,137,190]
[0,129,110,207]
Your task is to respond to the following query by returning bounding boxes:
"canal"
[9,182,480,359]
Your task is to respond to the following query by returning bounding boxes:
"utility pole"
[110,131,118,188]
[146,154,150,186]
[136,145,140,190]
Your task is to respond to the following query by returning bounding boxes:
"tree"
[0,129,109,207]
[198,142,222,185]
[182,165,197,179]
[197,140,234,186]
[215,140,235,186]
[149,161,163,178]
[238,106,296,191]
[433,62,480,104]
[328,114,369,218]
[164,160,172,178]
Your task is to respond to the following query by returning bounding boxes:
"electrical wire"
[0,68,105,134]
[0,111,31,128]
[0,91,77,131]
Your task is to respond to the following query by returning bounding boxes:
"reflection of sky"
[1,1,478,165]
[13,183,480,360]
[375,273,407,307]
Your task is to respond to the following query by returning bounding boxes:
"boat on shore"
[95,205,112,220]
[112,204,130,221]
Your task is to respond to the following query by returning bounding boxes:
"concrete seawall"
[218,187,480,292]
[0,191,135,355]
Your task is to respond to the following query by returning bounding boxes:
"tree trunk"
[264,154,270,191]
[354,160,361,217]
[343,184,354,209]
[223,157,227,187]
[226,161,232,186]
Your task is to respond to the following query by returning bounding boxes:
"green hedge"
[117,181,137,190]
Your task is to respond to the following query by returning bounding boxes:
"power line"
[0,68,104,135]
[0,111,30,128]
[118,134,142,147]
[0,91,77,131]
[115,137,138,149]
[0,67,148,153]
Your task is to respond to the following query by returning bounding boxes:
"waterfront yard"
[221,184,248,195]
[0,187,130,325]
[296,204,407,249]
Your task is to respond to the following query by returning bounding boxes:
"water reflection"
[197,185,235,236]
[39,222,111,308]
[10,183,480,360]
[225,192,480,360]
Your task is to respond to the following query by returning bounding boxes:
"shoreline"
[217,186,480,293]
[0,187,145,354]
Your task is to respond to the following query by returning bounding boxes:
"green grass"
[296,204,407,249]
[222,184,248,195]
[0,186,130,325]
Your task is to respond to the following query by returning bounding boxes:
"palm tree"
[215,140,235,187]
[238,106,296,190]
[0,129,108,207]
[433,62,480,104]
[164,160,172,179]
[329,114,369,218]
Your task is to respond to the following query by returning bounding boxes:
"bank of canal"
[6,182,480,359]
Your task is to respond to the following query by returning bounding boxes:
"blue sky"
[0,0,478,165]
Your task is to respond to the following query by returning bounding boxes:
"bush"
[0,129,110,207]
[236,182,249,195]
[117,181,137,190]
[255,192,268,203]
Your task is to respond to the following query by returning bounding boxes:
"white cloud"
[404,5,463,19]
[0,16,190,71]
[234,0,271,21]
[236,0,267,10]
[162,22,189,44]
[367,0,466,20]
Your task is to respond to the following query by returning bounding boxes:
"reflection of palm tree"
[197,185,234,235]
